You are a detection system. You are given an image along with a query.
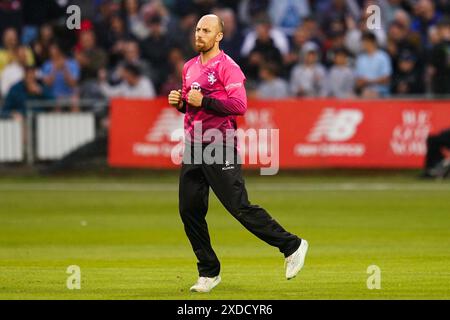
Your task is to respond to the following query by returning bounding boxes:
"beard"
[195,40,214,53]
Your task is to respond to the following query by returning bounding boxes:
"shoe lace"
[197,277,209,285]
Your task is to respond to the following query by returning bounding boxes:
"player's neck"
[200,47,221,65]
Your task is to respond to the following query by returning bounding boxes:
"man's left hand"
[187,89,203,108]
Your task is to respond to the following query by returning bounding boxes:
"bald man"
[168,15,308,293]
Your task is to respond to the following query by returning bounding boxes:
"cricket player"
[168,14,308,293]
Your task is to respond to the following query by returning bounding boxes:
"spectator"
[284,24,312,73]
[31,24,55,68]
[237,0,270,27]
[213,8,244,63]
[98,62,156,98]
[256,62,290,99]
[107,14,135,67]
[140,13,172,92]
[170,11,198,60]
[411,0,443,48]
[122,0,148,41]
[268,0,311,36]
[318,0,361,36]
[391,51,424,95]
[0,28,34,73]
[160,60,183,97]
[94,0,122,50]
[113,40,155,86]
[345,12,387,55]
[242,15,285,86]
[289,41,327,97]
[240,14,290,58]
[428,18,450,94]
[75,30,108,83]
[327,48,355,98]
[1,46,30,97]
[355,32,392,98]
[0,66,53,121]
[41,42,80,100]
[386,19,422,76]
[323,31,347,68]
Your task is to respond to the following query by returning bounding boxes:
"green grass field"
[0,173,449,299]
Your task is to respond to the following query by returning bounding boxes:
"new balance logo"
[307,108,363,142]
[146,108,184,142]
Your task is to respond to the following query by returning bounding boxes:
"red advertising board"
[109,98,450,169]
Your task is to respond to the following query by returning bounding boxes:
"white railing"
[0,119,23,162]
[36,113,95,160]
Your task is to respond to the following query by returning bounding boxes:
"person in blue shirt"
[0,66,53,121]
[355,32,392,98]
[41,42,80,99]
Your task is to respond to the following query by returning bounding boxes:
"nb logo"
[307,108,363,142]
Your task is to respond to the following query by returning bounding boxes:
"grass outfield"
[0,173,449,299]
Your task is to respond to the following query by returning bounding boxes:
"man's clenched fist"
[187,89,203,108]
[168,89,182,109]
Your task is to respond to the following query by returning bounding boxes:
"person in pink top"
[168,14,308,293]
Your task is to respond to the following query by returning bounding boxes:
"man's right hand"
[168,89,182,109]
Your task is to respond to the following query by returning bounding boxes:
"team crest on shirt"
[207,72,217,85]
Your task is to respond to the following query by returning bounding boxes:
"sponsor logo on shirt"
[191,82,201,92]
[225,82,242,90]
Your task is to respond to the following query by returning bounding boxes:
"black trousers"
[178,144,301,277]
[425,129,450,169]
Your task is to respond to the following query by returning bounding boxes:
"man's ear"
[216,32,223,42]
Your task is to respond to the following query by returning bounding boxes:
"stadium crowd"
[0,0,449,119]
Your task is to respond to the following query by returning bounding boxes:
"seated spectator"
[256,62,290,99]
[41,42,80,100]
[411,0,443,48]
[31,24,55,68]
[345,13,387,55]
[140,13,172,92]
[284,24,312,73]
[242,15,285,87]
[98,62,155,98]
[289,41,327,97]
[0,66,53,121]
[112,40,154,86]
[327,48,355,98]
[160,60,183,97]
[391,51,424,95]
[0,28,34,74]
[213,8,244,64]
[1,46,31,97]
[355,32,392,98]
[75,29,108,83]
[240,14,290,58]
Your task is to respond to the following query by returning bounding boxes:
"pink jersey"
[180,50,247,145]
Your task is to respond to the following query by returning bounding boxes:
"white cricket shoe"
[285,239,309,280]
[189,275,221,293]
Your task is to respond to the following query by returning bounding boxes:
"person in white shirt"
[327,48,355,98]
[290,41,327,97]
[99,62,156,98]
